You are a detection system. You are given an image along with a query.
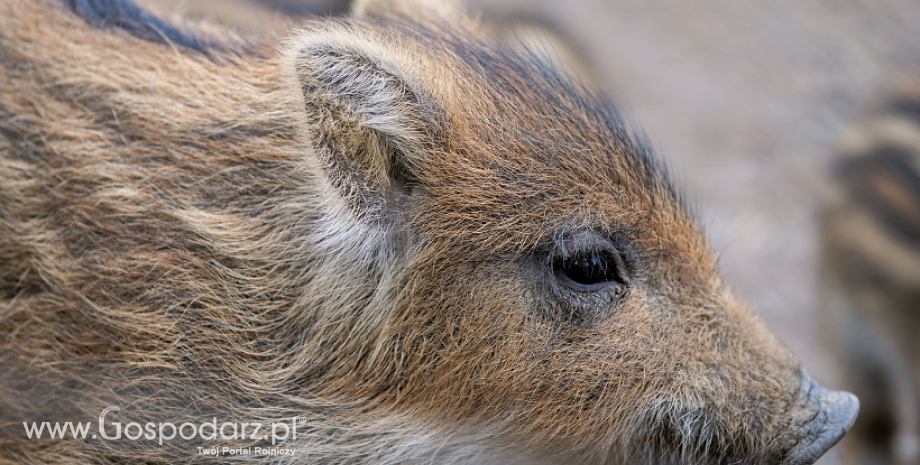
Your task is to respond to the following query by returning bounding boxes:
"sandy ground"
[150,1,920,462]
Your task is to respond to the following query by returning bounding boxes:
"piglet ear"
[288,30,440,219]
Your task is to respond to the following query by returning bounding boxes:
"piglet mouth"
[782,371,859,465]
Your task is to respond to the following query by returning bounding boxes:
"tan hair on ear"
[351,0,476,30]
[283,24,444,219]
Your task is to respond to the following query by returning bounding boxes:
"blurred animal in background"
[821,78,920,465]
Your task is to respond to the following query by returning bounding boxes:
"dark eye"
[555,251,628,289]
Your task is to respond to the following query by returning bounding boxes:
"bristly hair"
[432,20,678,205]
[0,0,829,463]
[413,15,684,254]
[360,15,680,194]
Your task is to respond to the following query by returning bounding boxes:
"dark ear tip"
[61,0,223,56]
[63,0,112,23]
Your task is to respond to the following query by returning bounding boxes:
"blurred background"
[144,1,920,463]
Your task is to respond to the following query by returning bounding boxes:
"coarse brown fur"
[0,0,841,464]
[821,77,920,465]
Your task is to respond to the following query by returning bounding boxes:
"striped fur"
[0,0,846,464]
[822,79,920,465]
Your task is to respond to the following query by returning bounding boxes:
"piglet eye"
[556,251,628,288]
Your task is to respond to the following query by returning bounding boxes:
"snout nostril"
[783,371,860,465]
